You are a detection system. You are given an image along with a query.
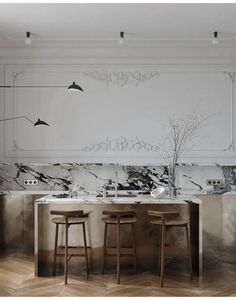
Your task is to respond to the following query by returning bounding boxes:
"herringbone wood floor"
[0,252,236,296]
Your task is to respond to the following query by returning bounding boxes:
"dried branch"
[160,110,203,167]
[159,110,204,195]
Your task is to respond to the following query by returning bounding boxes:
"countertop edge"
[35,194,202,205]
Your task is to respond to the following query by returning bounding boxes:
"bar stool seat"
[51,217,88,225]
[102,217,137,224]
[150,219,190,226]
[102,210,137,284]
[148,210,193,287]
[50,210,89,285]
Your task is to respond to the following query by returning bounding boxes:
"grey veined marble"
[0,164,168,192]
[0,163,232,193]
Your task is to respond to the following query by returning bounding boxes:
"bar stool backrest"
[50,210,84,218]
[148,210,179,222]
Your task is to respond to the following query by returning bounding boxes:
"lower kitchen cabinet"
[199,194,223,250]
[0,194,45,252]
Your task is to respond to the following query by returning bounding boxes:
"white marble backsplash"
[0,163,233,193]
[178,166,225,192]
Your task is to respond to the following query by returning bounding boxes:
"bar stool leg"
[64,219,69,285]
[117,218,121,284]
[160,224,166,287]
[102,223,108,275]
[158,226,162,276]
[82,222,89,278]
[185,223,193,280]
[131,223,137,274]
[53,223,59,276]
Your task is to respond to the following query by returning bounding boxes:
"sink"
[52,193,69,198]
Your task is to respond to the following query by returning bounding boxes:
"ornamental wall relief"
[81,136,159,152]
[83,71,160,87]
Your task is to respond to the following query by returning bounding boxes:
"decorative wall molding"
[81,136,160,152]
[3,64,236,164]
[12,140,24,152]
[10,69,160,88]
[224,71,235,151]
[83,71,160,87]
[12,71,24,84]
[224,71,235,82]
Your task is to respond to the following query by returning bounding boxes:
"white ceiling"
[0,3,236,43]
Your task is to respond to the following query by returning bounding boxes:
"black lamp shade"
[68,81,84,92]
[34,118,49,127]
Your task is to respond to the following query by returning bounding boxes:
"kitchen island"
[35,194,202,277]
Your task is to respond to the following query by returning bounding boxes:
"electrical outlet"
[206,179,224,186]
[23,179,38,186]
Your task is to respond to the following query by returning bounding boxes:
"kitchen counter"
[36,194,193,204]
[35,194,202,277]
[0,189,218,196]
[0,190,72,195]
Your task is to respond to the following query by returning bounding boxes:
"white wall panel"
[2,64,236,164]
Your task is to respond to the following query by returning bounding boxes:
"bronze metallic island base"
[35,196,201,282]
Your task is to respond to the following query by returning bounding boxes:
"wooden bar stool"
[101,209,137,284]
[50,210,89,284]
[148,210,193,287]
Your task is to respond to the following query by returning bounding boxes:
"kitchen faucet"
[102,171,118,198]
[114,170,118,198]
[102,180,111,198]
[69,184,81,198]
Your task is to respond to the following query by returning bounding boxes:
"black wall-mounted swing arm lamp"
[0,116,49,127]
[0,81,84,92]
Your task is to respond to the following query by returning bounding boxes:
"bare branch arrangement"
[160,110,204,196]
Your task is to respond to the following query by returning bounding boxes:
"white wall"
[1,41,236,164]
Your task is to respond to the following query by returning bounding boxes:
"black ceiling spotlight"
[119,31,125,44]
[25,31,32,45]
[0,116,49,127]
[67,81,84,92]
[211,31,219,45]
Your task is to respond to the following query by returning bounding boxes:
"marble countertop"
[223,191,236,195]
[0,190,67,195]
[35,194,201,205]
[0,189,211,204]
[0,189,221,196]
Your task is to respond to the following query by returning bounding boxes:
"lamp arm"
[0,116,34,125]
